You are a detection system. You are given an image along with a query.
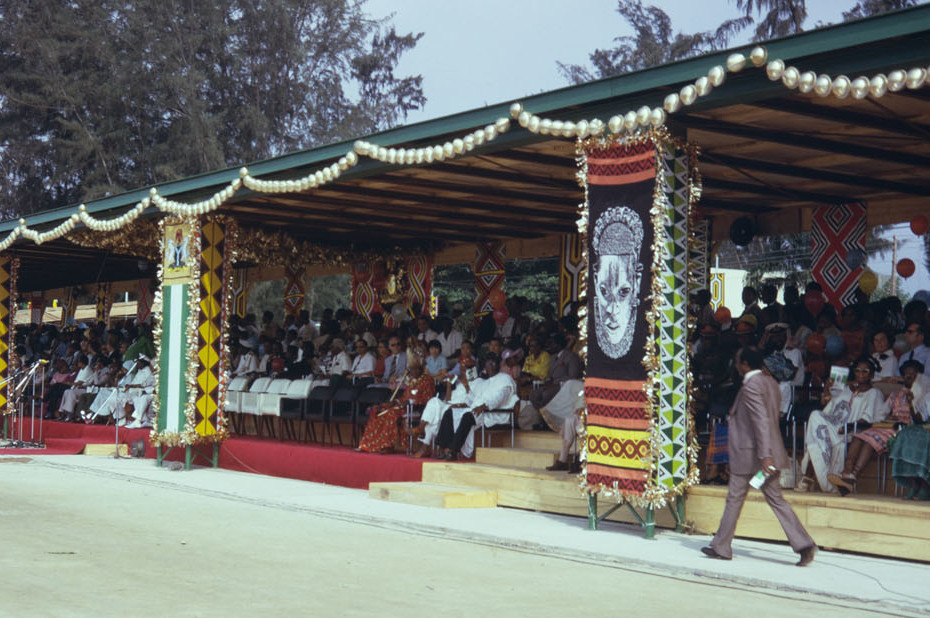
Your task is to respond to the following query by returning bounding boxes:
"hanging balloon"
[492,307,509,325]
[896,258,915,279]
[859,270,878,295]
[488,288,506,310]
[803,290,825,316]
[910,214,929,236]
[825,335,846,359]
[728,217,755,247]
[844,248,866,270]
[806,333,826,357]
[390,303,408,324]
[714,306,731,324]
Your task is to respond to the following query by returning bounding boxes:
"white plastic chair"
[239,377,272,430]
[258,379,292,439]
[280,380,315,441]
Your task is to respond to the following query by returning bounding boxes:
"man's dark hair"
[484,353,500,366]
[907,321,926,339]
[738,346,764,370]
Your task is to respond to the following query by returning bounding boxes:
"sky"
[363,0,930,295]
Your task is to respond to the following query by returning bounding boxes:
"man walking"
[702,346,817,566]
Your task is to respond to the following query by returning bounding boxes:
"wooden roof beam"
[704,177,852,204]
[703,152,930,196]
[682,115,930,167]
[751,99,930,139]
[700,199,779,214]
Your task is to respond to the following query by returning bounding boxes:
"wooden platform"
[82,443,129,457]
[369,482,498,508]
[688,485,930,562]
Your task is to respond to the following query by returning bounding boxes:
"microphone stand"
[7,361,46,449]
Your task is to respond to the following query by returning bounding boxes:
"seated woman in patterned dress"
[829,360,930,495]
[356,361,435,454]
[798,357,886,493]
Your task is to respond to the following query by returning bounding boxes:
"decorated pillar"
[283,264,305,318]
[59,286,76,327]
[153,217,199,457]
[558,234,584,318]
[474,241,505,325]
[29,292,44,324]
[405,255,434,316]
[351,262,376,320]
[689,217,710,293]
[0,255,17,437]
[811,203,866,311]
[579,130,699,528]
[193,218,236,448]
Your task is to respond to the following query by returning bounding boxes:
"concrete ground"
[1,454,928,617]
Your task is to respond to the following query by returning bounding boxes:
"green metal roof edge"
[6,3,930,233]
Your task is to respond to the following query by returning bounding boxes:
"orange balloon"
[911,215,929,236]
[714,306,731,324]
[488,288,506,310]
[897,258,916,279]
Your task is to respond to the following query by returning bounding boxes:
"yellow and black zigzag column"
[0,255,17,429]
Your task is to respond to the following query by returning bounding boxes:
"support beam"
[699,199,779,214]
[378,174,573,206]
[751,99,930,139]
[702,152,930,196]
[683,115,930,167]
[703,177,851,204]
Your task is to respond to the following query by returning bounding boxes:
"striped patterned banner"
[195,220,228,439]
[474,241,505,324]
[157,283,190,435]
[811,203,866,311]
[283,264,305,318]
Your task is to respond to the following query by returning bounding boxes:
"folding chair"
[258,379,292,439]
[280,379,314,441]
[479,401,519,449]
[239,377,272,436]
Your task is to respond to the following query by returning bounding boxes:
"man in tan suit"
[702,346,817,566]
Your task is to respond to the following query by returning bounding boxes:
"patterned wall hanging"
[95,282,112,324]
[193,218,235,443]
[137,279,155,323]
[474,241,505,325]
[558,234,584,318]
[283,264,305,318]
[578,130,699,508]
[0,255,17,418]
[351,262,376,320]
[581,138,655,499]
[811,203,867,311]
[230,267,251,319]
[405,255,434,316]
[709,272,725,311]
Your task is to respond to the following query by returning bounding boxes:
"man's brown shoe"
[797,545,817,567]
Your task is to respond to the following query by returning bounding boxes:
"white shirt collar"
[744,369,762,381]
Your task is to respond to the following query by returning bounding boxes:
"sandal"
[411,445,431,459]
[828,473,855,496]
[795,476,815,492]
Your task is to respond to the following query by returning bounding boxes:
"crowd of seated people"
[14,319,157,428]
[691,282,930,499]
[227,302,586,461]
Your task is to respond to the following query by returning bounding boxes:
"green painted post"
[587,494,598,530]
[156,445,163,467]
[644,505,656,539]
[2,415,7,439]
[184,445,192,470]
[676,496,686,532]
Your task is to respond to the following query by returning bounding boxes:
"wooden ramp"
[369,482,497,508]
[688,485,930,562]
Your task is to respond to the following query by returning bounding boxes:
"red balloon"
[911,215,929,236]
[897,258,916,279]
[806,333,826,357]
[714,306,731,324]
[492,307,508,325]
[803,290,825,317]
[488,289,506,310]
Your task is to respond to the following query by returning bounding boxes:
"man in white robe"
[542,379,586,472]
[98,356,156,427]
[58,355,92,422]
[434,354,518,460]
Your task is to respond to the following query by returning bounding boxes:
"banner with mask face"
[583,140,656,497]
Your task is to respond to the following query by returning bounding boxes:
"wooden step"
[475,447,557,469]
[369,482,497,508]
[83,443,129,457]
[421,462,677,528]
[512,430,562,450]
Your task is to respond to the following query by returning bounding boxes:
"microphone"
[36,359,49,365]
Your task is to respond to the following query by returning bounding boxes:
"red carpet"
[7,420,424,489]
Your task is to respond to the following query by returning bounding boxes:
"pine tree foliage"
[0,0,425,218]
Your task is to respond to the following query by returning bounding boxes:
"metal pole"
[587,494,598,530]
[891,234,897,296]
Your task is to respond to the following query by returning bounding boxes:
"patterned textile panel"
[474,241,505,325]
[351,262,376,320]
[230,268,251,319]
[811,203,866,311]
[558,234,584,318]
[95,282,111,324]
[583,140,656,496]
[0,256,11,415]
[283,264,305,318]
[137,279,155,323]
[194,220,228,438]
[406,255,434,314]
[585,378,650,493]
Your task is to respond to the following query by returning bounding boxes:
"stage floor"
[2,419,424,490]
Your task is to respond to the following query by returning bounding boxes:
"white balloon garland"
[6,44,928,252]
